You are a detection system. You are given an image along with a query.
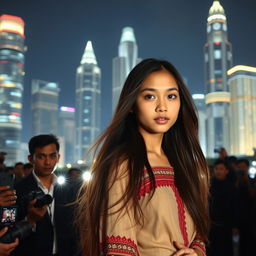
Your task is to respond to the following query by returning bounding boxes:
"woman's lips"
[154,117,169,124]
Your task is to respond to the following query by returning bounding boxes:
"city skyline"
[1,0,256,142]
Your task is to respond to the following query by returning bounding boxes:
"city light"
[66,163,72,169]
[227,65,256,75]
[57,175,66,185]
[82,171,92,182]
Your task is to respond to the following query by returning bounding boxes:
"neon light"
[60,106,75,112]
[11,112,21,116]
[205,92,230,104]
[192,94,205,100]
[227,65,256,75]
[208,14,226,22]
[0,14,25,38]
[0,15,24,25]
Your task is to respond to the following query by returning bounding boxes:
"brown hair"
[76,58,209,255]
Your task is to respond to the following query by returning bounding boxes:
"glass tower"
[204,1,233,157]
[75,41,101,163]
[31,79,60,136]
[58,106,75,165]
[112,27,141,113]
[228,65,256,156]
[192,94,207,156]
[0,14,25,165]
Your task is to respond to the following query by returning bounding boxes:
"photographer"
[13,134,80,256]
[0,227,18,256]
[0,186,19,255]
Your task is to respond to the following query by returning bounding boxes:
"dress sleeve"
[101,170,139,256]
[190,235,206,256]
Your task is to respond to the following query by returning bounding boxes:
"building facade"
[31,79,60,136]
[192,94,207,156]
[58,106,75,165]
[112,27,141,113]
[0,14,25,164]
[75,41,101,163]
[228,65,256,156]
[204,1,233,157]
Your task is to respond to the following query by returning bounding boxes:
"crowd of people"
[0,58,255,256]
[0,135,82,256]
[207,148,256,256]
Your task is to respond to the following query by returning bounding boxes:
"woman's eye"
[168,94,177,99]
[144,94,155,100]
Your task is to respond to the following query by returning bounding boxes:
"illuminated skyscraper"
[0,14,25,164]
[31,79,60,136]
[75,41,101,163]
[112,27,141,113]
[58,106,75,164]
[204,1,233,157]
[192,94,207,156]
[228,65,256,156]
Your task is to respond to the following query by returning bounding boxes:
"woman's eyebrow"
[140,87,179,93]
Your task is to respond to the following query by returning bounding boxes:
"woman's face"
[134,69,180,136]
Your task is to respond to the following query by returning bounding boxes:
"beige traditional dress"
[101,166,206,256]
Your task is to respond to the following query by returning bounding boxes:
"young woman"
[76,58,209,256]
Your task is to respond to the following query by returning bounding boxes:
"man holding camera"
[0,186,19,256]
[13,134,80,256]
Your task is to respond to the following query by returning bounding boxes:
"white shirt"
[32,170,57,254]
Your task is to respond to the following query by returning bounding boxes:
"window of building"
[214,50,221,59]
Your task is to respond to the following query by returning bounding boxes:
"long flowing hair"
[76,58,209,255]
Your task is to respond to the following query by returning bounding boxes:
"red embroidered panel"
[138,167,189,247]
[101,235,139,256]
[138,167,174,199]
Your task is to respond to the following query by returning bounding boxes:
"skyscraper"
[192,94,207,156]
[112,27,141,113]
[204,1,233,157]
[58,106,75,164]
[75,41,101,163]
[228,65,256,156]
[31,79,60,136]
[0,14,25,164]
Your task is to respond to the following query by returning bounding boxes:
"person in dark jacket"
[207,159,239,256]
[13,134,80,256]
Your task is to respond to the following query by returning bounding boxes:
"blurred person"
[236,158,254,256]
[0,227,19,256]
[0,183,18,255]
[67,168,82,182]
[13,163,24,184]
[207,159,239,256]
[0,152,7,172]
[13,134,80,256]
[216,147,228,159]
[23,163,33,177]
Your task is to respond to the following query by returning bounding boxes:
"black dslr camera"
[0,179,53,243]
[25,190,53,208]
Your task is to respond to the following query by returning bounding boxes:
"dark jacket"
[13,173,81,256]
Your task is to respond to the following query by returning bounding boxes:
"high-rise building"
[192,94,207,156]
[0,14,25,165]
[75,41,101,163]
[112,27,141,113]
[31,79,60,136]
[228,65,256,156]
[204,1,233,157]
[58,106,75,165]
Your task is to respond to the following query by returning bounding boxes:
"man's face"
[28,144,60,177]
[237,162,249,174]
[214,163,229,180]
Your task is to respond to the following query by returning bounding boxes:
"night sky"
[2,0,256,142]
